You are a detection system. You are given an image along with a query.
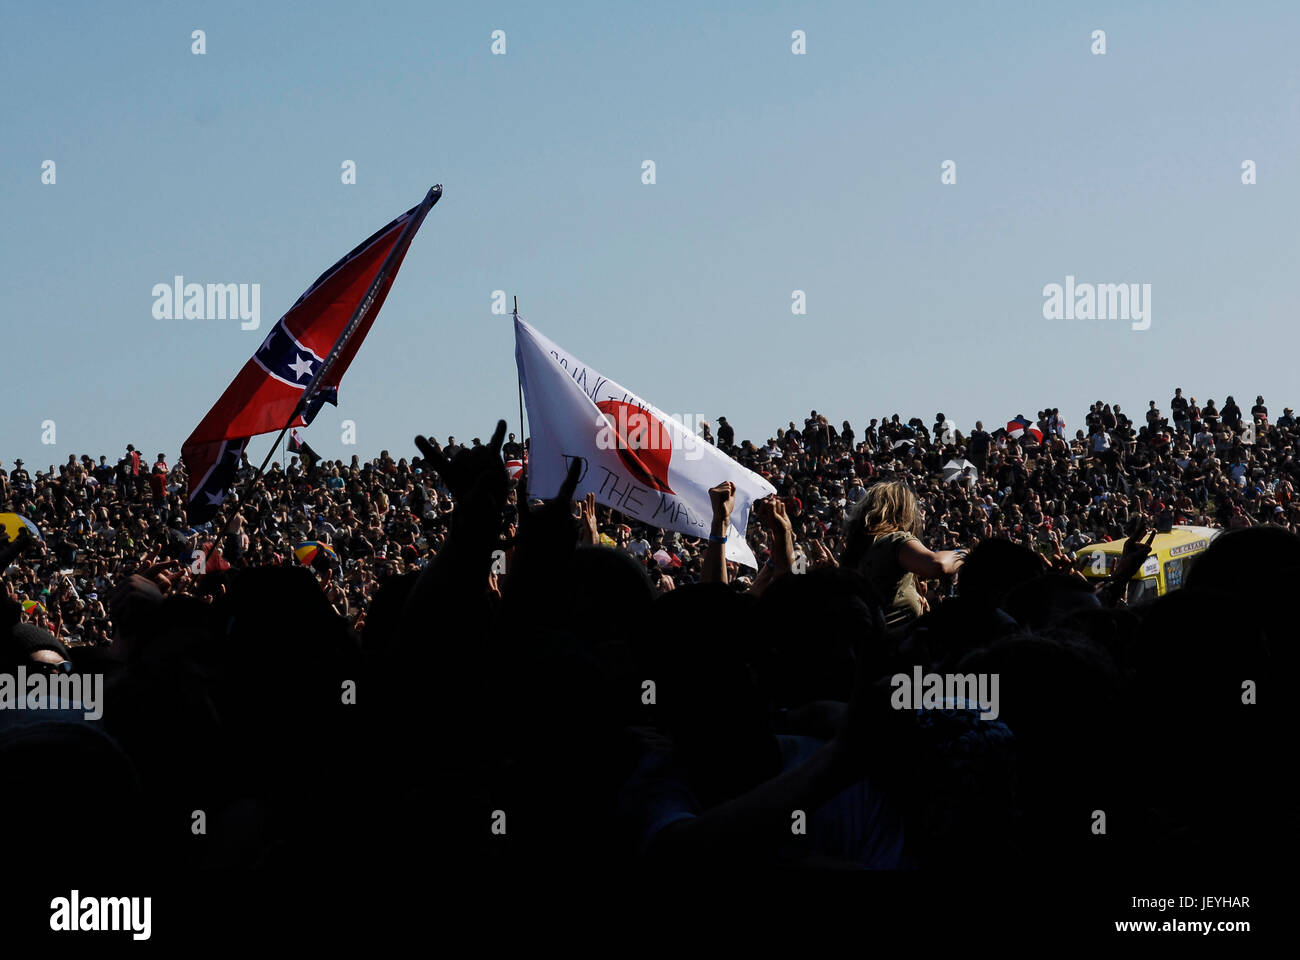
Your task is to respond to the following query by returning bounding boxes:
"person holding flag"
[289,430,320,473]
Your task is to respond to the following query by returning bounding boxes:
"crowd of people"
[0,388,1294,875]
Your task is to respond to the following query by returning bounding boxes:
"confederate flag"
[182,186,440,523]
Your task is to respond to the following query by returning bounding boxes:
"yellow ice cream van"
[1076,525,1219,604]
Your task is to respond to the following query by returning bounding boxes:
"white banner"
[514,315,774,567]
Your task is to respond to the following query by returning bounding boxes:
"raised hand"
[400,419,512,642]
[415,420,508,507]
[414,420,509,540]
[1114,526,1157,581]
[143,557,182,580]
[754,495,796,575]
[1098,525,1158,606]
[708,481,736,536]
[577,492,599,546]
[703,481,737,584]
[810,538,838,570]
[1046,530,1081,578]
[755,494,792,537]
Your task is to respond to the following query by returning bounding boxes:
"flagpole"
[513,296,526,446]
[253,184,442,477]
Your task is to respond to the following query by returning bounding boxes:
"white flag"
[514,315,775,567]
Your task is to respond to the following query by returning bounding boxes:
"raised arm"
[701,482,735,585]
[749,495,796,597]
[898,538,965,579]
[402,419,509,629]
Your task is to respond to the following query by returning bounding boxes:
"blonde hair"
[853,480,920,538]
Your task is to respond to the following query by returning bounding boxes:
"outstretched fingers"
[414,435,449,479]
[487,420,507,457]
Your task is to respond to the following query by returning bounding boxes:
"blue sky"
[3,1,1298,471]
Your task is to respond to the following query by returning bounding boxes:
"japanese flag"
[514,315,774,567]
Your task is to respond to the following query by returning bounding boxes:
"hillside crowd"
[0,389,1293,875]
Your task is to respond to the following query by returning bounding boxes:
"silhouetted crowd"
[0,389,1294,874]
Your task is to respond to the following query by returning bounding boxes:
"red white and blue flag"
[1006,415,1043,443]
[182,187,440,523]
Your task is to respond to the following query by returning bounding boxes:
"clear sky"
[3,1,1298,472]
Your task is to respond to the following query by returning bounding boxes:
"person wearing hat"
[11,458,32,495]
[3,592,73,675]
[1251,396,1269,425]
[1278,408,1296,429]
[716,416,734,448]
